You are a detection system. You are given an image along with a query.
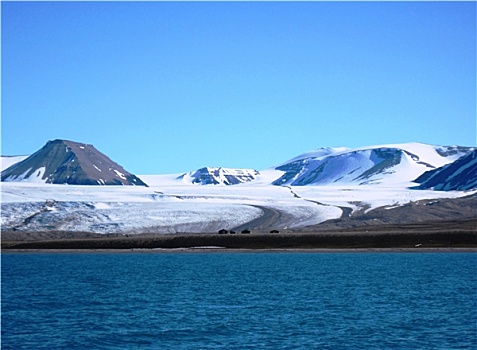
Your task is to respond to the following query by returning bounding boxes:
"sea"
[2,252,476,349]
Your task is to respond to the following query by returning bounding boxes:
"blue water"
[2,252,476,349]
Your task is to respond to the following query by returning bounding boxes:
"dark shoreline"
[2,232,476,251]
[2,246,477,254]
[2,219,476,252]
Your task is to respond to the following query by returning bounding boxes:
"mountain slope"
[178,167,260,185]
[1,139,147,186]
[272,143,473,186]
[414,150,477,191]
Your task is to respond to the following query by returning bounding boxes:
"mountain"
[1,139,147,186]
[178,167,260,185]
[414,150,477,191]
[271,143,473,186]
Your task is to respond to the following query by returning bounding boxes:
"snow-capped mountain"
[1,139,147,186]
[271,143,473,186]
[414,150,477,191]
[178,167,260,185]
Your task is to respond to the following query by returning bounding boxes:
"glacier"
[1,180,472,234]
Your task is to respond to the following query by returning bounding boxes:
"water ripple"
[2,253,476,349]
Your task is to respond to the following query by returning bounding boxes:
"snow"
[0,181,338,233]
[288,142,467,169]
[113,169,126,180]
[344,142,464,166]
[140,174,185,187]
[253,168,286,185]
[28,167,47,183]
[290,184,472,215]
[2,167,47,183]
[94,202,112,209]
[3,168,33,182]
[0,182,267,233]
[280,147,349,165]
[1,156,29,171]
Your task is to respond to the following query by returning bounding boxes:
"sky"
[1,1,476,175]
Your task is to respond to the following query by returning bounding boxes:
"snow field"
[291,184,474,214]
[2,180,474,234]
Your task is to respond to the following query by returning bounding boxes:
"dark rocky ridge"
[178,167,260,185]
[1,139,147,186]
[414,150,477,191]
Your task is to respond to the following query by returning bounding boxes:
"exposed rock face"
[1,139,147,186]
[178,167,260,185]
[414,150,477,191]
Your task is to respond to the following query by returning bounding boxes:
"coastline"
[3,219,476,253]
[3,247,477,254]
[2,229,476,253]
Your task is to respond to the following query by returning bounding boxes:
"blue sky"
[2,1,475,174]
